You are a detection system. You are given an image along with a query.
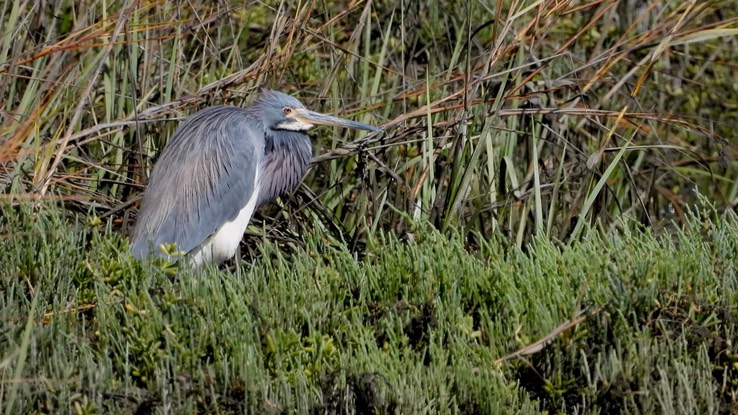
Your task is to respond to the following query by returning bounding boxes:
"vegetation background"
[1,0,738,413]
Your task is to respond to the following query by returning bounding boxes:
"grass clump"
[1,203,737,413]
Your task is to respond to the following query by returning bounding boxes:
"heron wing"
[131,106,263,259]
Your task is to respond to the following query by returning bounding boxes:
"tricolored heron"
[130,90,380,266]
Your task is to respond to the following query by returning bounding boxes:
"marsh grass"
[1,202,737,413]
[1,1,736,249]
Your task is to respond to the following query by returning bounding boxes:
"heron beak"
[294,109,382,132]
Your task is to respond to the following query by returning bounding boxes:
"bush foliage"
[1,203,737,413]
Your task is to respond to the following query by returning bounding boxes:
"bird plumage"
[130,89,377,267]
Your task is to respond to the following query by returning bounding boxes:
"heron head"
[254,90,381,133]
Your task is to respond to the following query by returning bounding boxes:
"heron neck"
[257,131,312,207]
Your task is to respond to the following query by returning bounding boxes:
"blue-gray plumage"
[130,90,380,266]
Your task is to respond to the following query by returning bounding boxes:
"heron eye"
[282,107,292,115]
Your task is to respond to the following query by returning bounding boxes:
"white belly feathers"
[187,170,261,266]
